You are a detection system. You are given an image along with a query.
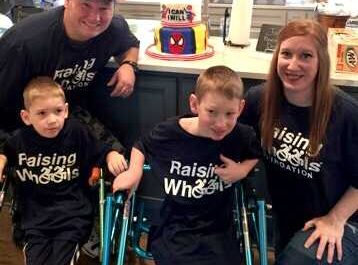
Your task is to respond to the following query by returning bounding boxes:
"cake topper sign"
[161,4,196,22]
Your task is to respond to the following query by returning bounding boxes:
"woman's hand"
[303,214,345,263]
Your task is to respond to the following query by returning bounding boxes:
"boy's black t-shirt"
[0,6,139,130]
[135,115,261,265]
[4,119,112,243]
[240,84,358,244]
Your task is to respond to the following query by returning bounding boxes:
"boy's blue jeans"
[275,222,358,265]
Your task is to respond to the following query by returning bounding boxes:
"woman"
[241,19,358,264]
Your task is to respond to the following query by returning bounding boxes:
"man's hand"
[107,63,136,97]
[0,154,7,182]
[303,214,345,263]
[106,151,128,176]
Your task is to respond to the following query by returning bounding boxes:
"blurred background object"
[225,0,254,46]
[0,11,13,37]
[255,0,285,5]
[0,0,14,18]
[315,0,356,32]
[317,13,350,32]
[346,17,358,29]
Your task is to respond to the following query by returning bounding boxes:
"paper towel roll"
[227,0,254,46]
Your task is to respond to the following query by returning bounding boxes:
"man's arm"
[107,47,139,97]
[0,35,30,155]
[114,46,139,64]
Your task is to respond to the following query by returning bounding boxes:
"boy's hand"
[112,147,144,193]
[215,154,248,183]
[0,154,7,182]
[112,170,133,192]
[106,151,128,176]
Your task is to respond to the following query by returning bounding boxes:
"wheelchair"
[0,167,24,248]
[98,165,270,265]
[0,169,9,211]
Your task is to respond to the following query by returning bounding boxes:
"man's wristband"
[119,60,139,73]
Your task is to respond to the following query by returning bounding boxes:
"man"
[0,0,139,258]
[0,0,139,151]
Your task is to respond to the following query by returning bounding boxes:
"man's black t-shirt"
[0,7,139,130]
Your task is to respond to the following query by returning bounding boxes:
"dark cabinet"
[90,68,177,151]
[341,86,358,102]
[178,76,197,115]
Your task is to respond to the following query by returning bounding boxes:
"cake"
[146,0,213,60]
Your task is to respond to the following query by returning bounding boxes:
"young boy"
[112,65,261,265]
[0,76,127,265]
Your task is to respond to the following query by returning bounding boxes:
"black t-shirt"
[135,115,261,265]
[0,7,139,130]
[240,84,358,244]
[4,119,112,243]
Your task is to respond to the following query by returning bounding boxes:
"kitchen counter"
[108,19,358,87]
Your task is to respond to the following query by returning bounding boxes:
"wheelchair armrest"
[143,164,151,171]
[88,167,102,186]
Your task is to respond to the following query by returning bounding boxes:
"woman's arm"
[327,186,358,227]
[303,186,358,263]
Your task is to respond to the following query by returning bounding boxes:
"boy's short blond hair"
[23,77,65,110]
[194,65,243,101]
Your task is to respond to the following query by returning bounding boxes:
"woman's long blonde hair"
[261,19,334,156]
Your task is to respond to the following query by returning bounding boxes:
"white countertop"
[109,19,358,87]
[210,3,316,10]
[121,1,316,11]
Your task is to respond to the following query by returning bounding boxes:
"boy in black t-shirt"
[113,66,261,265]
[0,77,127,265]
